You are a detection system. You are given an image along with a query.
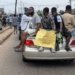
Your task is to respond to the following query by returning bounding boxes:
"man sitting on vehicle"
[14,8,32,52]
[41,7,55,30]
[15,7,41,52]
[62,5,75,51]
[51,7,63,51]
[40,7,55,52]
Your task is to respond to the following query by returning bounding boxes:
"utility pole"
[15,0,17,15]
[69,0,75,7]
[20,0,22,14]
[69,0,72,6]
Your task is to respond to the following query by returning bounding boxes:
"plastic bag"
[56,32,63,48]
[56,32,63,44]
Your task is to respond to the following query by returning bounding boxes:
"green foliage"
[37,10,43,17]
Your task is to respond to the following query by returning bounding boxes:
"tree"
[15,0,17,15]
[37,10,43,17]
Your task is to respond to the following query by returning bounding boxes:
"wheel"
[22,55,30,62]
[22,55,26,62]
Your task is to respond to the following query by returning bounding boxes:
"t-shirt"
[31,14,41,29]
[20,15,32,30]
[54,15,62,31]
[41,16,53,30]
[62,13,75,31]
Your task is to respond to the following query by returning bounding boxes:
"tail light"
[70,39,75,46]
[24,40,34,46]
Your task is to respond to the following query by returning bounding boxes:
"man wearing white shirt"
[15,7,41,52]
[15,8,32,51]
[20,14,32,31]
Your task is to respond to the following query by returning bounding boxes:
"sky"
[0,0,75,14]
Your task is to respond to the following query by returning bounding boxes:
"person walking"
[18,14,22,40]
[2,16,6,27]
[9,15,13,28]
[13,14,18,34]
[0,14,2,30]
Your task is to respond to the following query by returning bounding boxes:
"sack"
[34,29,56,48]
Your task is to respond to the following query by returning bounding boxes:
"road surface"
[0,33,75,75]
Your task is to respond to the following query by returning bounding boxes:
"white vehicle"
[22,34,75,62]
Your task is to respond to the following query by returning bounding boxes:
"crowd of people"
[0,13,22,32]
[13,5,75,52]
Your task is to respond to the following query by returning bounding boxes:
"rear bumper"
[23,47,75,60]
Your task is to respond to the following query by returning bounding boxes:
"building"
[0,8,4,15]
[72,9,75,15]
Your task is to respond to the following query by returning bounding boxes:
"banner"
[34,29,56,48]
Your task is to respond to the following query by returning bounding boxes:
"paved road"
[0,34,75,75]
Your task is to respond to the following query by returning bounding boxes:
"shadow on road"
[24,60,75,67]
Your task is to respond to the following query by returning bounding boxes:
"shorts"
[24,28,36,35]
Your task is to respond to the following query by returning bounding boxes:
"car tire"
[22,55,26,62]
[22,55,30,62]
